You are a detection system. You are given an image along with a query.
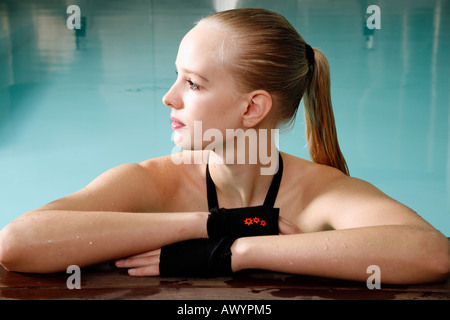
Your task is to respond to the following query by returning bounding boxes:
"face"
[162,22,249,150]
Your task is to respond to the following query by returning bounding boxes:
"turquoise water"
[0,0,449,236]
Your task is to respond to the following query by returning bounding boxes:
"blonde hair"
[200,8,349,175]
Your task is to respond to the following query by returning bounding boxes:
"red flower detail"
[253,217,260,224]
[260,220,267,227]
[244,218,253,226]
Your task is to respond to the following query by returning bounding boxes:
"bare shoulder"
[281,153,434,232]
[139,151,208,212]
[39,151,207,213]
[139,151,206,187]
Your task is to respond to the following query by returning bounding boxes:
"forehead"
[176,23,229,71]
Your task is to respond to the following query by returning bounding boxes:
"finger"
[115,254,160,269]
[128,265,160,277]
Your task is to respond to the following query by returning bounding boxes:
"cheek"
[184,87,245,131]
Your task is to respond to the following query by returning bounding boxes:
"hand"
[278,216,303,235]
[116,217,301,277]
[115,249,161,276]
[116,237,235,278]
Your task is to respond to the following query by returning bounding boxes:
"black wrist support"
[207,205,279,239]
[159,237,236,278]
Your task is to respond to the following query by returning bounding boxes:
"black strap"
[206,160,219,210]
[263,153,283,207]
[206,153,283,210]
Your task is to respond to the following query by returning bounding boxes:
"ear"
[242,90,273,128]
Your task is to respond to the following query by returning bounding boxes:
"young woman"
[0,9,448,284]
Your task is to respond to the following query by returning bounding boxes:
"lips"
[170,116,186,130]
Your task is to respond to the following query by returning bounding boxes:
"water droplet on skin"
[89,241,93,245]
[323,238,330,250]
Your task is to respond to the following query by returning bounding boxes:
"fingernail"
[115,260,124,267]
[128,269,137,275]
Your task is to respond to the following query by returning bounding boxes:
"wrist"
[176,211,209,241]
[194,211,209,239]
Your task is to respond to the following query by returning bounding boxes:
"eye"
[175,71,201,91]
[186,79,200,91]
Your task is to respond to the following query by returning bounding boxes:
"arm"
[231,176,450,284]
[231,225,449,284]
[0,162,208,273]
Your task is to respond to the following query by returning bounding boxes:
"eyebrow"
[175,64,210,82]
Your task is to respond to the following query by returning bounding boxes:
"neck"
[207,129,280,207]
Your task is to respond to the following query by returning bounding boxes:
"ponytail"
[303,48,349,175]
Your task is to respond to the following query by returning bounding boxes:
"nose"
[162,83,182,109]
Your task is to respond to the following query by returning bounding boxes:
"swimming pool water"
[0,0,449,236]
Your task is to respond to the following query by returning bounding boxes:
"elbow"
[0,222,42,273]
[387,230,450,285]
[431,235,450,281]
[0,224,21,272]
[418,232,450,283]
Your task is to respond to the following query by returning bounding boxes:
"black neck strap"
[206,153,283,210]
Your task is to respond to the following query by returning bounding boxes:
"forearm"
[231,225,450,284]
[0,210,208,273]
